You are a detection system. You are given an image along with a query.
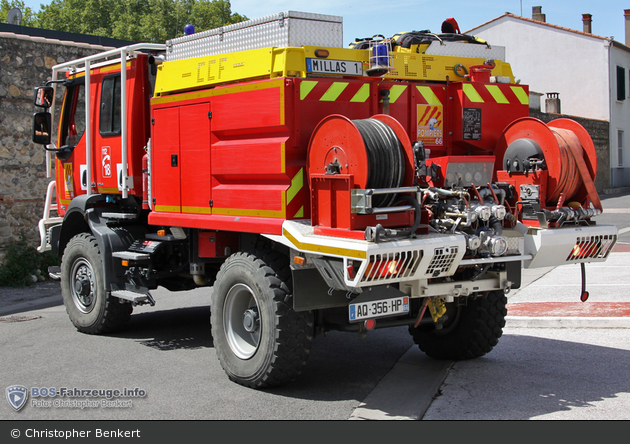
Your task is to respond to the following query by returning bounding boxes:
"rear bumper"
[523,224,618,269]
[276,220,618,291]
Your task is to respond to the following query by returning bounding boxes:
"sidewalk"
[505,244,630,328]
[0,280,62,317]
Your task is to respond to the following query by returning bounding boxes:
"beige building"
[467,7,630,189]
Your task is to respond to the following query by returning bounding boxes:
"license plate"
[306,58,363,76]
[349,296,409,321]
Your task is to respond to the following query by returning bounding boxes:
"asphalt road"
[2,275,629,421]
[0,286,418,421]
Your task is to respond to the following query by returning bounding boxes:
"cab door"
[94,74,122,193]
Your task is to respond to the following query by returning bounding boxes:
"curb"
[0,294,63,317]
[506,316,630,328]
[602,187,630,195]
[349,347,452,420]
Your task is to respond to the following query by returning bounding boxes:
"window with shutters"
[617,66,626,101]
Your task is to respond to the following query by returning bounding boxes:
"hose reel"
[496,117,601,210]
[307,114,414,209]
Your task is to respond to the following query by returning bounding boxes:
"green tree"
[133,0,183,43]
[190,0,247,30]
[34,0,246,43]
[110,0,152,42]
[36,0,116,36]
[1,0,38,26]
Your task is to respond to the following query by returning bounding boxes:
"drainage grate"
[0,315,42,323]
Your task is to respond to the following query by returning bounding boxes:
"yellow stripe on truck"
[385,85,407,103]
[416,86,442,106]
[282,228,367,259]
[320,82,349,101]
[463,83,484,103]
[510,86,529,105]
[300,80,318,100]
[287,168,304,205]
[485,85,509,104]
[350,83,370,103]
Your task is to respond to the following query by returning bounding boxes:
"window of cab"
[59,79,86,148]
[99,75,122,136]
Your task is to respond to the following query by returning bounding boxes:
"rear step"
[49,264,155,306]
[48,266,61,280]
[102,212,138,220]
[112,251,151,261]
[111,289,156,306]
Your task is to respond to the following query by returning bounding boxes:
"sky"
[16,0,630,46]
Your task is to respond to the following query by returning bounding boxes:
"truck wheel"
[60,233,132,334]
[409,291,507,360]
[211,250,314,388]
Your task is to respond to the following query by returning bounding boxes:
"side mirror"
[34,86,54,108]
[32,112,52,145]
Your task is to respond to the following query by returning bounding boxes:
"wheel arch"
[59,194,139,291]
[57,194,106,258]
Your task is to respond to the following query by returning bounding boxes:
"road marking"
[507,302,630,317]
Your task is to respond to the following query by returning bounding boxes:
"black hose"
[489,216,503,236]
[353,118,405,207]
[395,195,422,238]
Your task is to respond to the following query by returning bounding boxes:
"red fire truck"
[31,12,617,388]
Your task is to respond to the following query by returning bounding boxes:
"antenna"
[6,8,23,25]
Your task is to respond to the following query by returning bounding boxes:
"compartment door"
[180,103,212,215]
[151,107,181,212]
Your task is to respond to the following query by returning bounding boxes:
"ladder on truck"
[38,43,166,252]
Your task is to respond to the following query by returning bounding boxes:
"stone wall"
[530,110,611,193]
[0,32,117,263]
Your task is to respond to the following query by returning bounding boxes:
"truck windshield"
[59,81,86,148]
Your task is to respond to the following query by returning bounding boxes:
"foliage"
[17,0,248,43]
[1,0,37,26]
[0,235,60,287]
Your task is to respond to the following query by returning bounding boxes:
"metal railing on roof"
[47,43,165,199]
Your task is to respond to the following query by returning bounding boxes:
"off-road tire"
[409,290,507,360]
[60,233,132,334]
[211,250,314,388]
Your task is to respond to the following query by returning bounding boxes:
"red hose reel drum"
[307,114,415,196]
[496,117,600,209]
